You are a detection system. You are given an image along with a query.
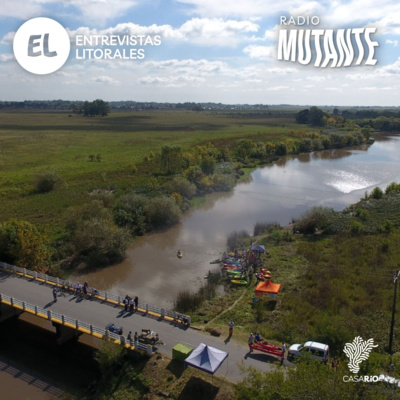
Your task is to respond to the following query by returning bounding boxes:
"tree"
[145,196,182,228]
[160,145,183,174]
[200,157,216,175]
[65,201,130,267]
[235,139,255,161]
[74,99,110,117]
[275,142,287,156]
[113,193,148,235]
[296,108,310,124]
[0,220,51,271]
[309,106,326,126]
[72,218,130,266]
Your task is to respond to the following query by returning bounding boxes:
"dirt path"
[206,288,247,326]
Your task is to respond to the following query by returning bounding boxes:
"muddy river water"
[72,135,400,309]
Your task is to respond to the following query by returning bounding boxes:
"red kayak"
[250,341,284,358]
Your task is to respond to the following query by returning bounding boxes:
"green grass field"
[0,109,303,227]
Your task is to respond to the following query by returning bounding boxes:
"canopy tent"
[185,343,228,375]
[251,245,266,253]
[255,280,281,296]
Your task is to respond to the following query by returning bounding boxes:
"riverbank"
[184,186,400,359]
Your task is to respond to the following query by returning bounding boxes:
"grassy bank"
[186,190,400,360]
[0,109,362,229]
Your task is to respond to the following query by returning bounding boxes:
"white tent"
[185,343,228,375]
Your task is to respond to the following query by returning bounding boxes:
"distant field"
[0,109,304,227]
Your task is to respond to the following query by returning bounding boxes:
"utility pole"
[389,270,400,355]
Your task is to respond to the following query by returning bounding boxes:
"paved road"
[0,270,287,383]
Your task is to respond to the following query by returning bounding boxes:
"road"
[0,269,288,383]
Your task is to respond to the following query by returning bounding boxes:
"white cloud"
[0,0,138,25]
[0,54,14,62]
[243,45,275,60]
[176,0,302,18]
[1,32,16,45]
[177,0,400,37]
[66,0,138,25]
[139,75,205,87]
[267,85,290,91]
[0,0,42,19]
[68,18,260,47]
[145,59,228,74]
[91,75,120,84]
[386,39,399,47]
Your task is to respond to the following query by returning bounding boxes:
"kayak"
[231,279,248,286]
[226,270,246,278]
[250,341,284,358]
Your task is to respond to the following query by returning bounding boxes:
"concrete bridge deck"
[0,268,284,383]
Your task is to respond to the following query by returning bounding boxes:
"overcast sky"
[1,0,400,106]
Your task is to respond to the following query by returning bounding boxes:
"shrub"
[253,222,279,236]
[227,230,250,250]
[66,200,112,233]
[113,193,147,235]
[165,176,196,199]
[0,220,52,271]
[200,157,216,175]
[211,173,235,191]
[175,282,217,313]
[295,206,335,234]
[385,182,400,194]
[370,186,383,200]
[94,341,126,379]
[350,220,363,234]
[34,171,60,193]
[73,218,130,267]
[145,195,181,228]
[355,208,369,221]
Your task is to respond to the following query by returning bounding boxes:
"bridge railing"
[0,261,191,325]
[0,292,151,354]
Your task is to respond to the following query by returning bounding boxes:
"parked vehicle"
[288,341,329,364]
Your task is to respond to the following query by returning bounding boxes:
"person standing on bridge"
[52,287,57,302]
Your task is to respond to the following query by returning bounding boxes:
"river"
[72,135,400,309]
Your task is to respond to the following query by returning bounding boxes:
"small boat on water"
[209,259,222,264]
[177,250,183,259]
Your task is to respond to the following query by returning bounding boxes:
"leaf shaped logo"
[343,336,378,373]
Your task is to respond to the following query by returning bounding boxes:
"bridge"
[0,261,280,383]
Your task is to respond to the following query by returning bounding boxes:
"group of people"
[52,281,96,302]
[127,331,139,345]
[75,281,90,296]
[123,294,139,313]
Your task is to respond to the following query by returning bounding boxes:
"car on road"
[288,341,329,364]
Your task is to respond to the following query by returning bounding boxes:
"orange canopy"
[255,280,281,295]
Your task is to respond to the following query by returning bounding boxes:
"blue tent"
[185,343,228,375]
[251,245,266,253]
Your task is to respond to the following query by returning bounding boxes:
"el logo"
[28,34,57,57]
[13,17,70,75]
